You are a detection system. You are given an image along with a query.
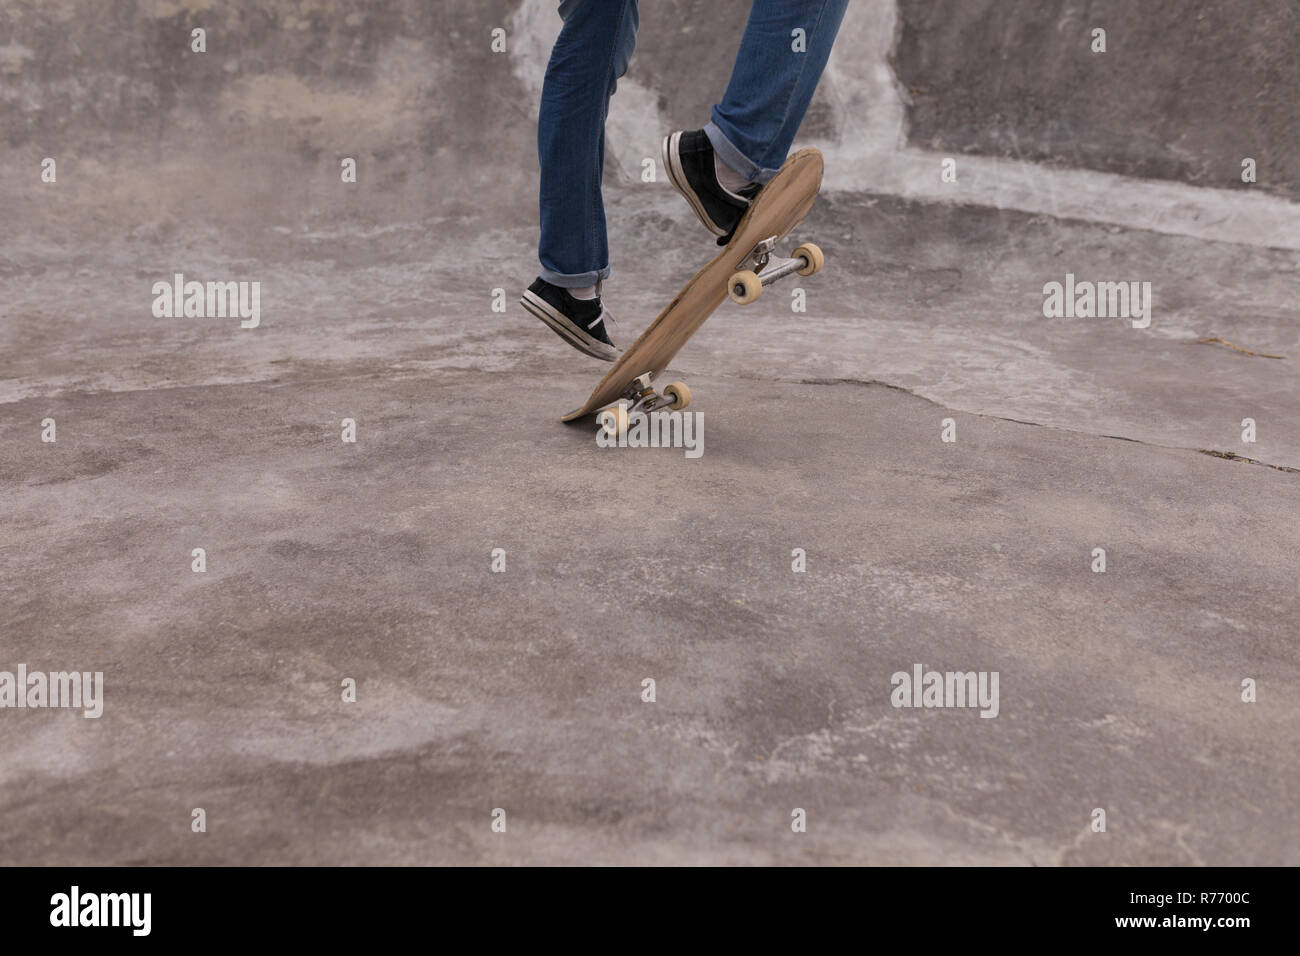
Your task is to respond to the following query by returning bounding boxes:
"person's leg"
[662,0,847,241]
[536,0,640,288]
[706,0,849,184]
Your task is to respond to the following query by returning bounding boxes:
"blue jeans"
[537,0,848,288]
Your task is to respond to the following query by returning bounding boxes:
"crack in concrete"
[11,369,1295,476]
[792,376,1300,477]
[1197,449,1300,475]
[1190,337,1286,360]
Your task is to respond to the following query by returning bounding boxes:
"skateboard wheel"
[663,381,691,411]
[793,242,824,276]
[729,270,763,305]
[598,404,629,437]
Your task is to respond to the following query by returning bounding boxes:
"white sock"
[714,154,754,196]
[570,284,598,300]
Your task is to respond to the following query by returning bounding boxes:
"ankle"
[713,154,754,196]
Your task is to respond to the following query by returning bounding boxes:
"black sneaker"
[520,277,620,362]
[662,129,761,244]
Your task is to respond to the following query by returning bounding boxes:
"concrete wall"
[1,0,538,239]
[2,0,1294,245]
[892,0,1300,199]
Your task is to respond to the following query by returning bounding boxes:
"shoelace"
[584,279,615,333]
[585,309,617,333]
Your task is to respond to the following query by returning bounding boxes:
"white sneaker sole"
[521,290,620,362]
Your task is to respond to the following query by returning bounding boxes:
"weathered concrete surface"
[3,195,1299,864]
[893,0,1300,200]
[6,192,1297,465]
[2,278,1298,864]
[7,0,1297,232]
[1,0,1299,865]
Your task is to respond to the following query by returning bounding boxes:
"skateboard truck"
[598,373,692,436]
[728,235,825,305]
[599,230,825,433]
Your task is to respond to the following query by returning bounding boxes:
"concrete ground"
[1,0,1298,866]
[3,185,1298,865]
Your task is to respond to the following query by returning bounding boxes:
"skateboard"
[561,147,825,428]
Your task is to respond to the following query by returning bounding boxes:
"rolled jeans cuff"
[539,265,612,288]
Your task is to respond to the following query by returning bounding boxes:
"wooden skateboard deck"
[562,147,824,422]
